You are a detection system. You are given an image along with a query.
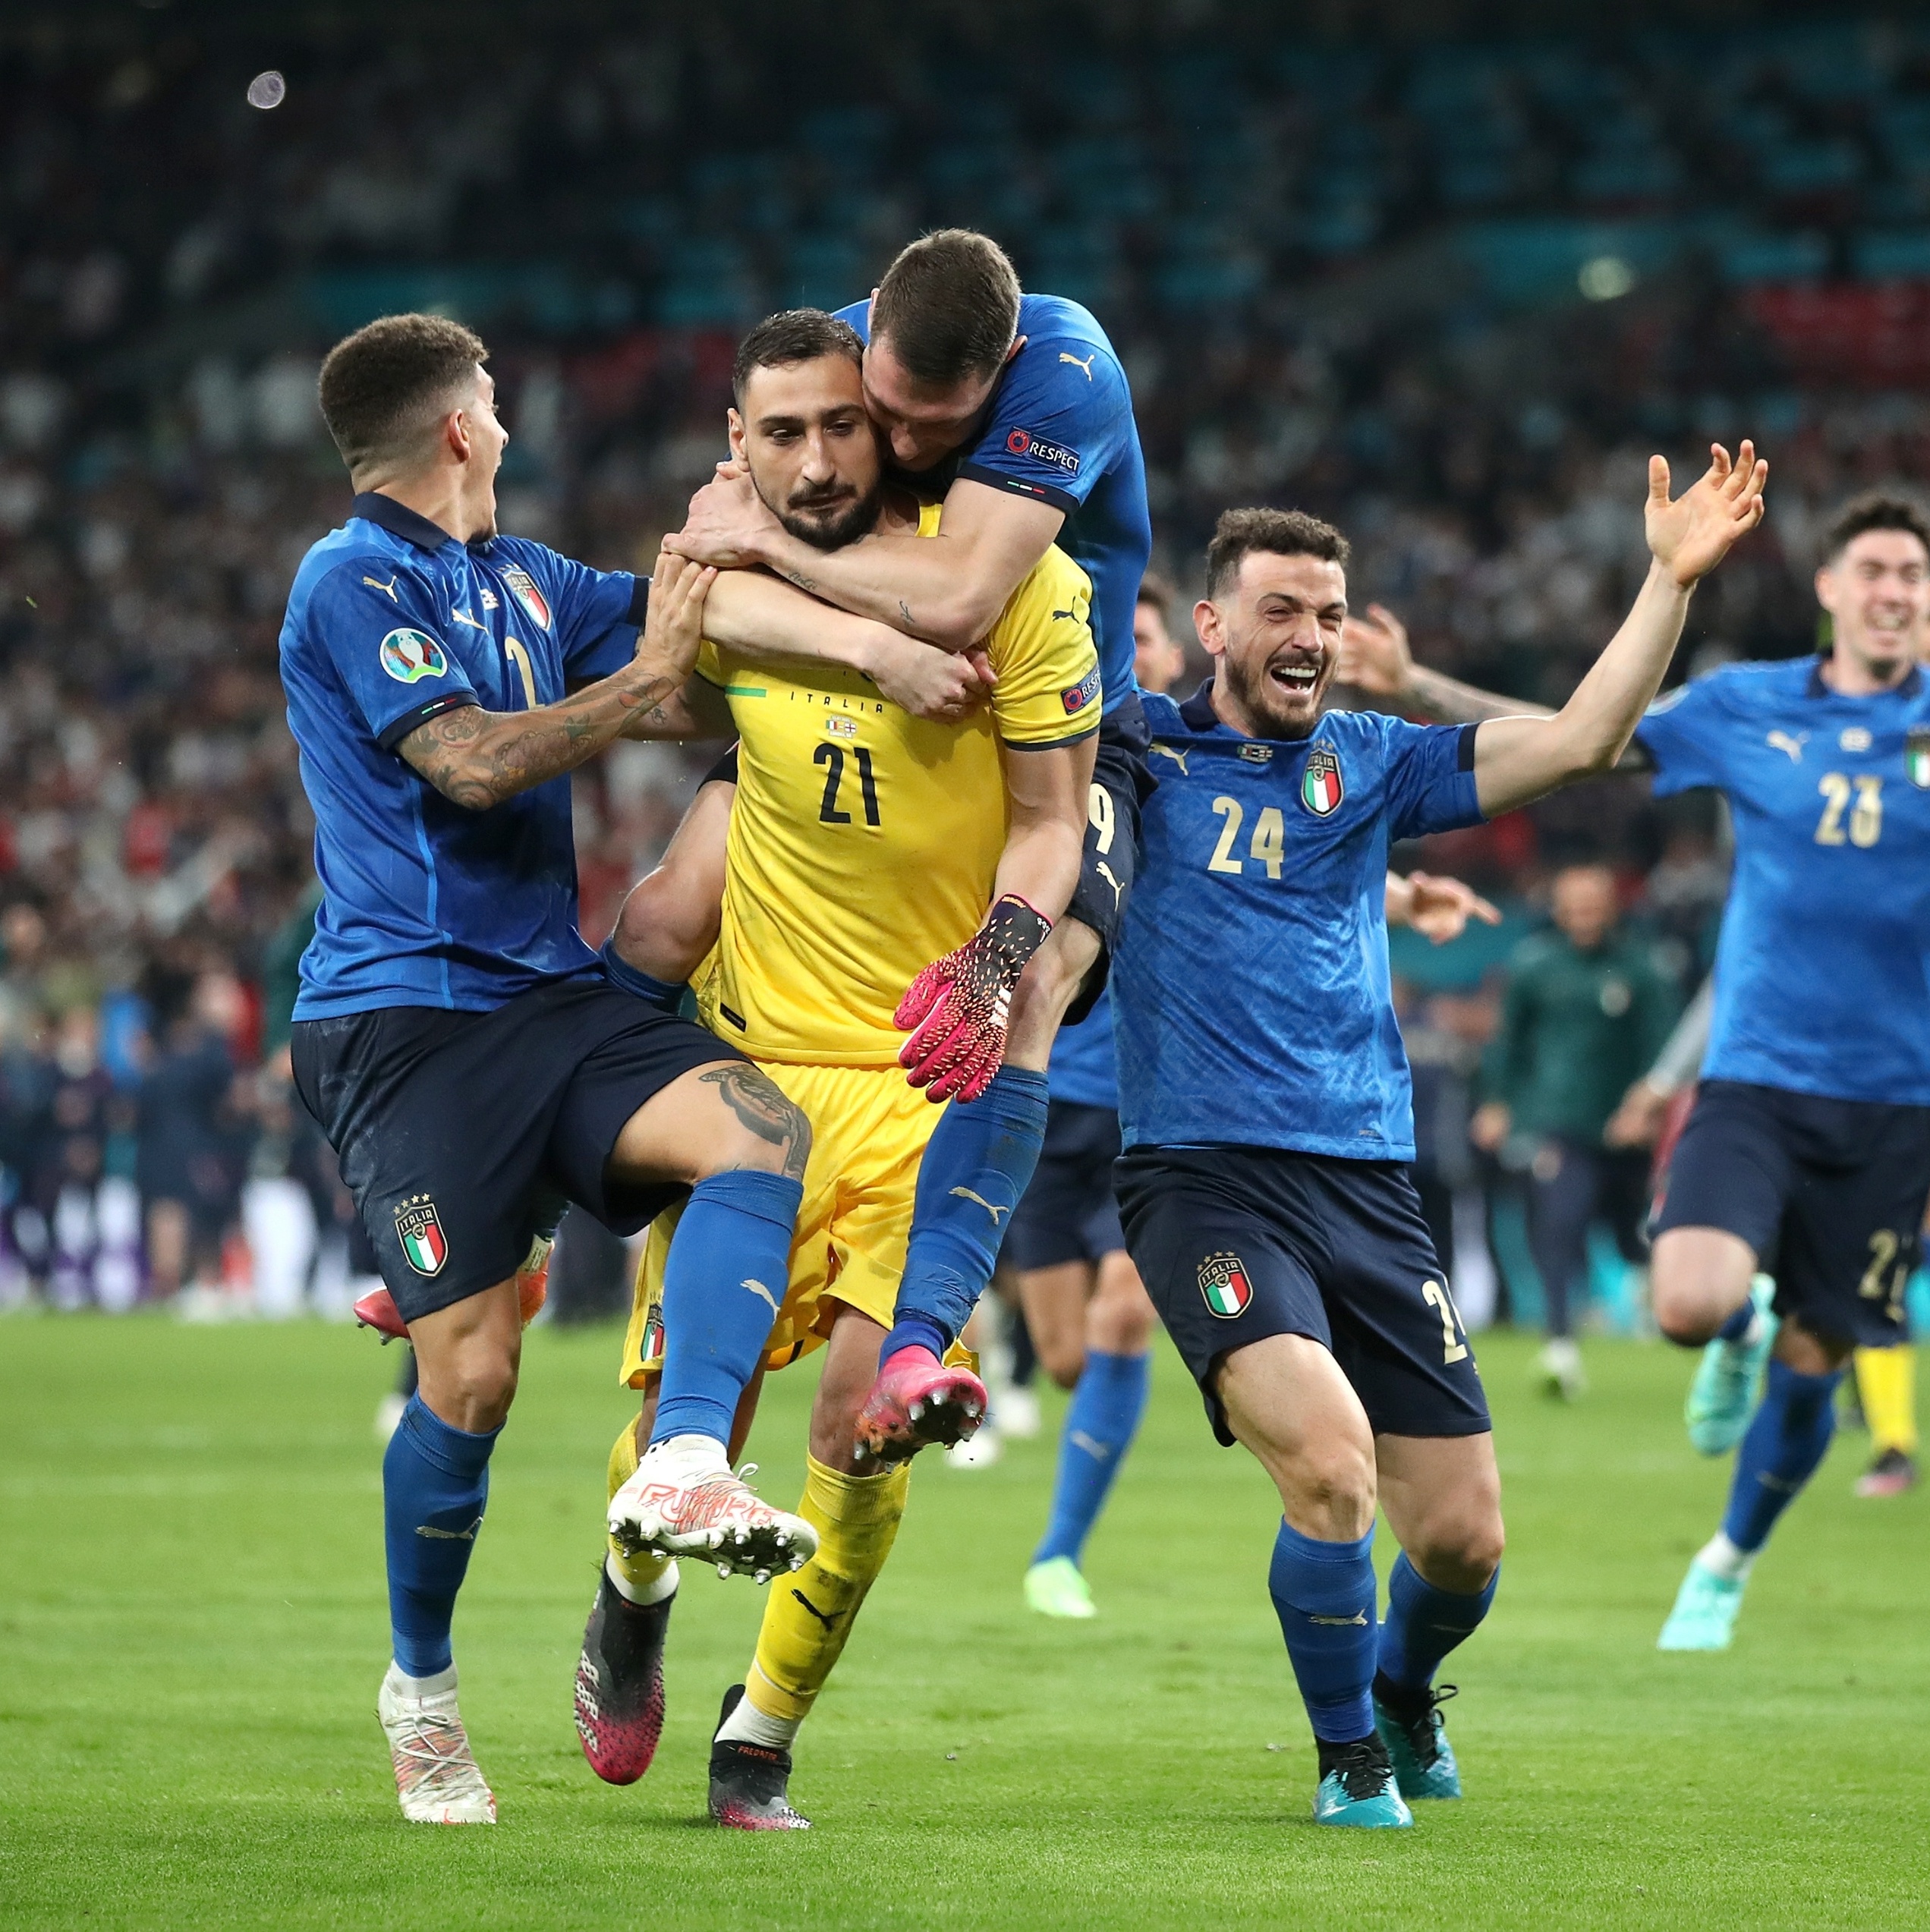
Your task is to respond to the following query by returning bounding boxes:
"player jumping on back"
[1110,445,1765,1826]
[282,316,823,1826]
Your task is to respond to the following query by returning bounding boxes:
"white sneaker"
[377,1664,496,1823]
[1538,1337,1586,1400]
[946,1425,1003,1469]
[993,1385,1041,1440]
[608,1443,818,1582]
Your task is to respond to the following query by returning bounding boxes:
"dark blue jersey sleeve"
[1384,718,1484,842]
[1633,676,1727,797]
[306,561,478,751]
[501,540,644,685]
[959,334,1134,518]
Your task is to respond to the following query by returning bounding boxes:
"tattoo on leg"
[700,1065,811,1180]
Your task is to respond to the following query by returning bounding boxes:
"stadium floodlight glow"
[1579,254,1637,301]
[247,71,287,111]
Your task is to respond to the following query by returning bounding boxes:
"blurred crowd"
[5,5,1930,1315]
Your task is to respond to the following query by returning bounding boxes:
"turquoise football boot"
[1374,1683,1461,1800]
[1311,1737,1414,1828]
[1685,1276,1778,1457]
[1656,1557,1748,1651]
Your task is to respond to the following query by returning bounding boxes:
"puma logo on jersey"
[1053,609,1078,623]
[741,1278,781,1317]
[1766,731,1807,762]
[449,608,486,630]
[1059,351,1097,379]
[1096,861,1125,908]
[416,1517,482,1542]
[1151,743,1190,776]
[950,1187,1010,1226]
[363,574,400,600]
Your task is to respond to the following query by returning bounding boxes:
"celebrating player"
[584,310,1097,1827]
[1111,446,1765,1826]
[656,231,1153,1456]
[282,315,823,1826]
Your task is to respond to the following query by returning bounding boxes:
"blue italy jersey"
[1116,686,1484,1158]
[1636,657,1930,1105]
[1047,986,1119,1112]
[281,492,644,1019]
[836,292,1151,721]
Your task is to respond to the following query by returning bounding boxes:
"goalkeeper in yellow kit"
[578,310,1097,1827]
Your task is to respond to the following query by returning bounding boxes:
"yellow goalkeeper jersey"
[691,499,1098,1067]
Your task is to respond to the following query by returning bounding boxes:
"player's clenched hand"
[1337,604,1415,698]
[895,895,1053,1103]
[665,464,782,569]
[864,634,996,722]
[1404,870,1502,946]
[1645,441,1768,589]
[637,546,715,680]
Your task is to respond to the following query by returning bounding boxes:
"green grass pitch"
[2,1315,1924,1930]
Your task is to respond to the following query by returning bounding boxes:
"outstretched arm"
[1472,444,1766,820]
[398,552,713,810]
[1341,605,1554,725]
[669,467,1063,653]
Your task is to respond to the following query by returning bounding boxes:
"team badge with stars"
[1300,744,1344,817]
[1909,727,1930,788]
[1198,1251,1254,1319]
[499,566,552,630]
[394,1194,449,1276]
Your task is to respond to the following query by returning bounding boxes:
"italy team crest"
[1198,1251,1254,1319]
[395,1195,448,1276]
[1301,744,1343,817]
[500,567,552,630]
[1909,727,1930,789]
[641,1304,666,1364]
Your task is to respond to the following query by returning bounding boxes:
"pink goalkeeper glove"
[894,894,1054,1103]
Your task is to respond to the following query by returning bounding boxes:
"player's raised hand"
[666,464,782,569]
[1404,871,1503,945]
[895,894,1053,1103]
[1645,441,1768,588]
[637,546,715,678]
[867,634,995,722]
[1337,603,1415,697]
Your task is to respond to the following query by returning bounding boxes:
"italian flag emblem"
[1302,745,1343,817]
[1198,1251,1254,1319]
[502,566,553,631]
[1909,727,1930,789]
[394,1196,448,1277]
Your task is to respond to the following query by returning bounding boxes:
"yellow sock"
[1855,1345,1918,1456]
[745,1454,911,1726]
[604,1418,676,1599]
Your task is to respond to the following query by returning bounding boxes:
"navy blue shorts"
[1116,1144,1491,1447]
[1655,1080,1930,1348]
[291,972,742,1323]
[1003,1101,1127,1273]
[1063,698,1154,1025]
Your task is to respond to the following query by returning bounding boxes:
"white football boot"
[377,1663,496,1823]
[608,1438,818,1583]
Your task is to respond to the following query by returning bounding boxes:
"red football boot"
[353,1232,554,1342]
[854,1345,987,1464]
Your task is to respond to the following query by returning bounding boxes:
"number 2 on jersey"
[815,741,881,827]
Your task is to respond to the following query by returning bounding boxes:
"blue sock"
[383,1393,499,1679]
[1716,1299,1758,1344]
[650,1169,803,1447]
[883,1065,1050,1361]
[1267,1520,1379,1745]
[1376,1551,1498,1691]
[1722,1357,1841,1553]
[1032,1349,1150,1567]
[600,938,687,1014]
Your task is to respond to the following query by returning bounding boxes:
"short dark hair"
[1204,508,1351,600]
[317,313,487,477]
[732,309,864,407]
[871,230,1022,387]
[1136,570,1175,618]
[1822,490,1930,564]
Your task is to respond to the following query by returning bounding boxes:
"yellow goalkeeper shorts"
[620,1059,943,1386]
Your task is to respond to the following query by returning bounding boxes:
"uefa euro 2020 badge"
[395,1195,449,1276]
[379,628,449,684]
[1198,1251,1254,1318]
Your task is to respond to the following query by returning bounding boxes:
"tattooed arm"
[398,553,714,809]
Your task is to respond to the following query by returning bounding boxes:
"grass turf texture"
[2,1319,1923,1930]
